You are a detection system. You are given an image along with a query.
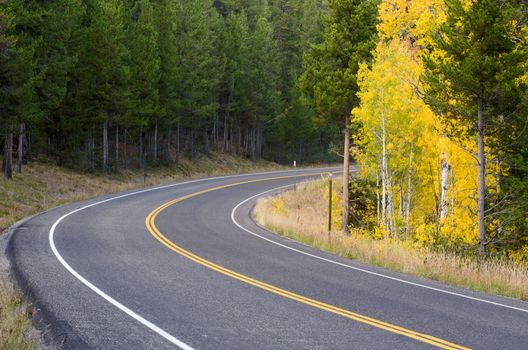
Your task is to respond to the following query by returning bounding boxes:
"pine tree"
[247,4,280,159]
[269,0,302,101]
[1,0,40,178]
[176,0,223,158]
[300,0,379,234]
[154,0,180,163]
[222,10,250,153]
[32,0,85,161]
[127,0,160,166]
[79,0,130,172]
[0,0,16,179]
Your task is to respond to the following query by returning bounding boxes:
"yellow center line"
[144,174,471,350]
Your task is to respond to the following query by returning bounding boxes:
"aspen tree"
[422,0,528,255]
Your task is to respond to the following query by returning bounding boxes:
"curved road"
[7,168,528,349]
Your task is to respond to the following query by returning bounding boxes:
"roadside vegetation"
[254,179,528,301]
[0,154,284,348]
[0,278,34,350]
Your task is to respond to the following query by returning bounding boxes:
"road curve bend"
[7,168,528,349]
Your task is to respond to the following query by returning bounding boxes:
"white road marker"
[48,167,336,349]
[231,186,528,314]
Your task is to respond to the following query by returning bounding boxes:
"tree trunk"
[224,76,234,152]
[381,111,387,235]
[251,127,256,160]
[138,128,143,169]
[189,127,195,160]
[85,137,92,170]
[494,158,502,240]
[387,171,395,236]
[204,128,209,154]
[103,120,109,174]
[91,133,95,170]
[223,117,229,152]
[256,123,262,160]
[176,121,180,166]
[230,123,233,153]
[17,123,24,174]
[404,142,414,239]
[153,121,158,162]
[342,117,351,235]
[376,172,380,227]
[439,155,451,220]
[399,178,403,218]
[245,129,249,157]
[124,128,128,170]
[3,126,13,180]
[212,118,218,148]
[477,98,487,256]
[114,126,119,173]
[236,125,241,155]
[166,127,172,162]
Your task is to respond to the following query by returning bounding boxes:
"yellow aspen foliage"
[353,38,442,240]
[352,0,491,250]
[515,26,528,86]
[377,0,446,44]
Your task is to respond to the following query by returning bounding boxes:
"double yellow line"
[145,175,470,350]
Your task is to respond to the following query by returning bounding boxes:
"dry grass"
[0,154,284,231]
[254,179,528,301]
[0,277,35,350]
[0,154,285,349]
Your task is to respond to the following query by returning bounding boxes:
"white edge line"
[47,167,337,349]
[231,185,528,314]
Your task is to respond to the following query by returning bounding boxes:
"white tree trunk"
[387,171,395,237]
[381,111,388,236]
[376,172,380,227]
[399,178,403,218]
[404,142,414,239]
[439,155,451,221]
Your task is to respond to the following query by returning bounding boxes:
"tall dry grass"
[254,180,528,301]
[0,154,284,231]
[0,154,285,348]
[0,278,35,350]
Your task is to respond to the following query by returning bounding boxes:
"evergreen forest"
[1,0,338,175]
[2,0,528,261]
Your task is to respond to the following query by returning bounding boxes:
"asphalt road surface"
[7,168,528,349]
